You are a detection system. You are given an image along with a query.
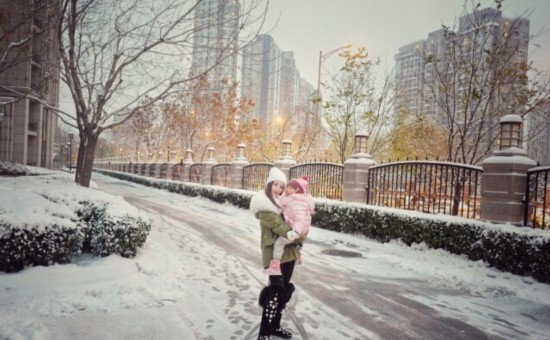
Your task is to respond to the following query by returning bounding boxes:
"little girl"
[264,176,314,275]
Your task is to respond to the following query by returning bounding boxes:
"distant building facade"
[527,102,550,165]
[191,0,241,89]
[241,34,282,127]
[394,40,426,118]
[394,7,532,160]
[0,0,60,168]
[241,34,314,130]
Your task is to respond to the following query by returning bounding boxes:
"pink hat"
[288,176,309,194]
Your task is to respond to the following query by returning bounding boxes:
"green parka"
[249,190,304,268]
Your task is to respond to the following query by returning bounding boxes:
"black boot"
[272,327,293,339]
[272,306,293,339]
[272,282,294,339]
[258,285,285,338]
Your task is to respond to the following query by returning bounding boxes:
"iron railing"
[95,159,550,227]
[289,163,344,200]
[524,166,550,229]
[148,163,156,177]
[211,163,231,187]
[367,160,483,219]
[189,163,202,183]
[159,163,168,179]
[172,164,183,181]
[242,163,273,191]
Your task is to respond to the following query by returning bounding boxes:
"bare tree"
[423,2,550,164]
[321,47,395,163]
[56,0,269,186]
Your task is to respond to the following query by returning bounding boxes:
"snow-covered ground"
[1,171,549,340]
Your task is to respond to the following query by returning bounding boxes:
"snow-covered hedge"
[96,169,550,284]
[77,201,151,257]
[312,200,550,284]
[0,161,29,176]
[0,165,152,273]
[0,224,82,272]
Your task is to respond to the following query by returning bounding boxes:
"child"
[264,176,314,275]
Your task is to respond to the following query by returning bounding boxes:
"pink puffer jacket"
[280,193,314,235]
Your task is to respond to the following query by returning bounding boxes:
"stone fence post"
[231,143,249,189]
[274,139,296,179]
[343,132,376,203]
[182,149,194,182]
[201,146,217,185]
[480,114,536,225]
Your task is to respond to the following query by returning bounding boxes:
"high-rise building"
[394,7,531,160]
[527,102,550,165]
[279,52,299,128]
[394,40,426,118]
[191,0,241,89]
[241,34,315,130]
[241,34,281,127]
[0,0,60,168]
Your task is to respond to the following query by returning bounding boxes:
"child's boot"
[262,259,281,275]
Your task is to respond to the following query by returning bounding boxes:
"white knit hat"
[266,167,287,185]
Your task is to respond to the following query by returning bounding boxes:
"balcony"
[31,54,42,68]
[28,122,38,132]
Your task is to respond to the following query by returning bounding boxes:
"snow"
[1,169,550,339]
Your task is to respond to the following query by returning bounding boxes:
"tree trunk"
[75,131,98,187]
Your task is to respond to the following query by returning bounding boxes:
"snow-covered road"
[1,173,549,339]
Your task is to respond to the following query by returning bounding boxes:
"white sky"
[1,169,550,339]
[263,0,550,85]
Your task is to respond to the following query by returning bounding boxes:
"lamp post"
[499,114,522,149]
[68,133,74,171]
[315,44,352,117]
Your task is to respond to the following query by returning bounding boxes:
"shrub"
[0,167,152,273]
[0,223,83,273]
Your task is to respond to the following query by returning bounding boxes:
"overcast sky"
[262,0,550,86]
[58,0,550,119]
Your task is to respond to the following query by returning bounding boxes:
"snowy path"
[1,173,549,340]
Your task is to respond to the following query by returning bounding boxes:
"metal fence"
[289,163,344,200]
[159,163,168,179]
[367,161,483,219]
[97,159,550,226]
[148,163,156,177]
[211,163,231,187]
[242,163,273,191]
[189,163,202,183]
[524,165,550,229]
[172,164,183,180]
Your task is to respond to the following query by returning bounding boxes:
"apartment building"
[528,102,550,165]
[191,0,241,89]
[0,0,60,168]
[394,7,532,160]
[241,34,282,127]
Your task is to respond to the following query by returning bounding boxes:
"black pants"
[258,260,296,337]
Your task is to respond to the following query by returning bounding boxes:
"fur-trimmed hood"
[249,190,281,217]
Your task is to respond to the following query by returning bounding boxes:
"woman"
[249,167,304,340]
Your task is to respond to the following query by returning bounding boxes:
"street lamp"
[499,114,522,149]
[316,44,352,117]
[68,133,74,171]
